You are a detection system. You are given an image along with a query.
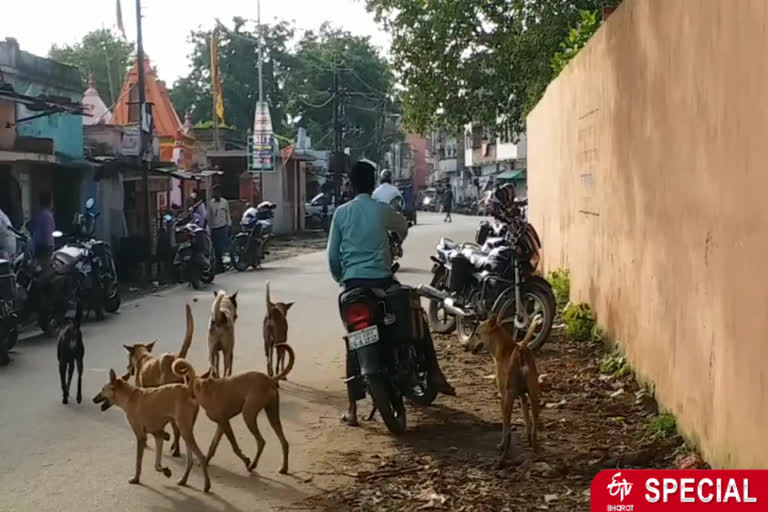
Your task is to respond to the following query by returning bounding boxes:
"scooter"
[230,201,276,271]
[167,202,215,289]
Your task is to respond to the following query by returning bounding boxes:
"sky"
[0,0,391,85]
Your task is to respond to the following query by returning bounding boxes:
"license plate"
[178,241,192,249]
[347,325,380,350]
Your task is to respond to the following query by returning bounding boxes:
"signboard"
[249,101,275,172]
[120,125,140,156]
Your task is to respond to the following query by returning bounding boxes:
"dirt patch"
[288,328,693,512]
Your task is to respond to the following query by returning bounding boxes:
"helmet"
[380,170,392,184]
[491,183,518,222]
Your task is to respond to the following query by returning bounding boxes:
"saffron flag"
[211,29,225,124]
[116,0,126,39]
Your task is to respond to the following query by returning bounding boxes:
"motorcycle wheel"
[407,371,437,407]
[231,238,250,272]
[201,256,215,284]
[456,315,478,347]
[365,374,406,435]
[496,280,556,351]
[428,300,457,334]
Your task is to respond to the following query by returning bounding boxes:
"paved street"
[0,212,477,512]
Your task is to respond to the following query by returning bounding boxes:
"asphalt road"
[0,212,477,512]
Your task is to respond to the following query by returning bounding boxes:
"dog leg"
[75,356,83,404]
[498,397,515,469]
[224,350,233,377]
[266,344,274,377]
[59,360,68,404]
[264,398,289,474]
[170,421,181,457]
[129,435,146,484]
[244,410,267,473]
[529,392,541,452]
[222,421,251,470]
[206,424,224,463]
[178,428,211,493]
[520,395,533,446]
[153,433,172,478]
[496,396,507,451]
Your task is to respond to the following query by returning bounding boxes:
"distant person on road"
[327,160,455,426]
[29,191,55,263]
[208,185,231,273]
[442,186,454,223]
[372,170,401,205]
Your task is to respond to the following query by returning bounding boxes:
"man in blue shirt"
[328,161,455,426]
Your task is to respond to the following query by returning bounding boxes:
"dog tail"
[272,343,295,381]
[177,304,194,359]
[171,358,197,390]
[266,281,273,309]
[518,314,542,351]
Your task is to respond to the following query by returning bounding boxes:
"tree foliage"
[365,0,620,136]
[49,29,135,106]
[551,10,601,76]
[169,17,295,140]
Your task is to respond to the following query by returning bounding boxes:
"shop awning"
[497,169,527,181]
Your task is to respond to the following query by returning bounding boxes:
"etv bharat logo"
[607,472,634,502]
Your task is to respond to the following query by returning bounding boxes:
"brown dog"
[468,313,543,468]
[263,281,293,378]
[171,343,294,474]
[122,303,193,456]
[92,369,211,492]
[209,290,238,377]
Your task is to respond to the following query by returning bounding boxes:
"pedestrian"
[29,191,55,263]
[208,185,231,274]
[442,186,454,223]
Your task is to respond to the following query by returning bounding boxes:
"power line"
[299,93,337,109]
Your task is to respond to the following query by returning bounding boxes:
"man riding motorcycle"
[327,161,455,426]
[372,170,402,205]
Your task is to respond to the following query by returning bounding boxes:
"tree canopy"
[49,29,135,107]
[365,0,620,136]
[169,19,395,163]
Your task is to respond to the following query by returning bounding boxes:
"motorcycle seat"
[439,237,458,250]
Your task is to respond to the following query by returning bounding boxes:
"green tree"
[49,29,135,107]
[285,23,395,163]
[169,17,295,138]
[551,10,601,76]
[365,0,621,136]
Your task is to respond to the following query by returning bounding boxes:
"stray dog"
[468,313,543,468]
[93,369,211,492]
[172,343,294,474]
[122,303,193,456]
[57,302,84,404]
[263,281,293,378]
[209,290,238,377]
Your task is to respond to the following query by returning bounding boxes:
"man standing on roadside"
[442,186,453,223]
[208,185,231,273]
[29,191,55,263]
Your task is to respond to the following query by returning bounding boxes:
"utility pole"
[256,0,263,200]
[212,26,220,150]
[135,0,152,279]
[332,64,344,201]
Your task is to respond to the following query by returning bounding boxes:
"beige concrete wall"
[527,0,768,469]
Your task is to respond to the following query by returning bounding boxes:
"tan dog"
[468,313,543,468]
[122,304,193,456]
[92,369,211,492]
[208,290,238,377]
[171,343,294,474]
[263,281,293,378]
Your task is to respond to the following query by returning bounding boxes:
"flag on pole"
[116,0,126,39]
[211,29,225,124]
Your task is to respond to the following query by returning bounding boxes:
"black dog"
[57,302,84,404]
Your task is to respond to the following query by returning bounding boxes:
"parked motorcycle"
[50,198,121,321]
[338,279,437,435]
[422,214,555,350]
[0,256,17,365]
[230,201,276,272]
[167,202,215,289]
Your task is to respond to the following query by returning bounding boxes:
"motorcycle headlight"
[423,197,431,205]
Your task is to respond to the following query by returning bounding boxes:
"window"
[471,125,483,148]
[128,84,140,123]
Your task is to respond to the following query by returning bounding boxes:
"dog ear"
[109,369,117,383]
[146,340,157,352]
[229,291,238,304]
[213,290,218,299]
[284,301,294,312]
[123,344,134,353]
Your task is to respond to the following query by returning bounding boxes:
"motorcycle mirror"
[164,214,173,222]
[85,197,95,210]
[52,230,63,238]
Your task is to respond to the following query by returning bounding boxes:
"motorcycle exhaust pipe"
[416,284,469,318]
